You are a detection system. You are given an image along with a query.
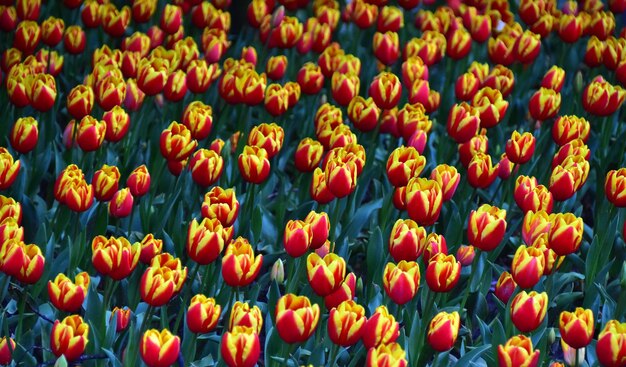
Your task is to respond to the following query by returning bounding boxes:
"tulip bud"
[456,245,476,266]
[426,253,461,292]
[110,307,131,332]
[494,271,517,304]
[108,188,134,218]
[447,102,480,144]
[221,237,263,287]
[238,146,271,184]
[283,220,313,258]
[140,328,180,367]
[389,219,427,262]
[511,245,545,289]
[405,178,443,226]
[0,337,16,365]
[510,291,548,333]
[139,233,162,265]
[506,131,536,165]
[10,116,38,154]
[187,295,221,334]
[271,259,285,283]
[428,311,461,351]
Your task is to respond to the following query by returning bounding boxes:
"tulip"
[0,337,15,365]
[366,342,408,367]
[483,65,515,98]
[127,165,150,197]
[306,252,346,296]
[606,169,626,207]
[428,311,461,351]
[383,261,420,305]
[430,165,460,202]
[426,253,461,292]
[494,271,517,304]
[201,187,239,227]
[467,152,498,189]
[140,328,180,367]
[229,302,263,333]
[596,320,626,367]
[108,188,134,218]
[510,291,548,333]
[498,335,540,367]
[348,96,380,132]
[506,131,536,165]
[467,204,507,251]
[187,218,231,265]
[359,306,398,348]
[405,178,443,226]
[139,233,163,264]
[328,300,366,346]
[110,307,131,332]
[9,116,37,154]
[511,245,545,289]
[386,146,426,188]
[221,237,263,287]
[275,294,320,343]
[297,62,324,95]
[552,116,590,147]
[140,254,187,307]
[324,157,358,198]
[582,76,626,116]
[48,272,90,312]
[189,149,223,187]
[529,88,561,121]
[248,123,285,159]
[559,308,594,349]
[91,235,140,280]
[50,315,89,362]
[66,84,94,120]
[103,106,130,142]
[0,196,21,224]
[373,31,400,66]
[548,213,583,256]
[238,146,271,184]
[187,295,221,334]
[221,326,260,367]
[472,87,508,128]
[447,102,480,144]
[160,121,197,162]
[388,218,427,262]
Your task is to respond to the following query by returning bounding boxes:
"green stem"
[16,286,27,341]
[328,343,340,366]
[139,306,153,333]
[160,305,168,329]
[286,256,303,294]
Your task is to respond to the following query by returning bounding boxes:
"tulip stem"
[328,344,340,366]
[416,290,436,366]
[575,347,580,367]
[139,306,153,333]
[160,305,168,329]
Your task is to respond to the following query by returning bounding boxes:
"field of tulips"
[1,0,626,366]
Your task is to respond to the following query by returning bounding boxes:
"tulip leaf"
[366,226,384,285]
[102,347,123,367]
[454,344,491,366]
[341,198,383,240]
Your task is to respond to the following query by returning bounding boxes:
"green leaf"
[366,226,384,285]
[454,344,491,366]
[340,198,383,240]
